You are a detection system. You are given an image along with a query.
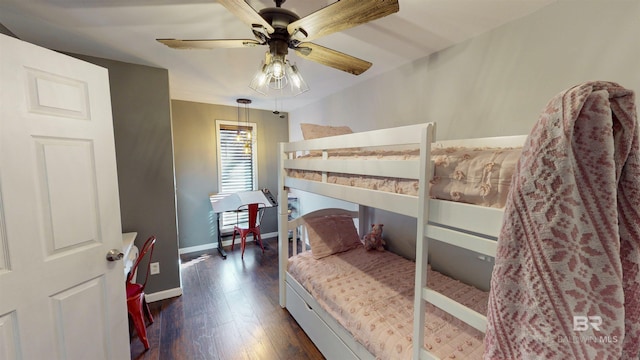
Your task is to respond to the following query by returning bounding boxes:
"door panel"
[51,277,108,359]
[26,67,90,120]
[0,312,19,359]
[35,138,99,253]
[0,34,130,359]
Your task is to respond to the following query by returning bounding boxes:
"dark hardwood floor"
[130,237,324,360]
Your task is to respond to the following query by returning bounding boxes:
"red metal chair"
[126,235,156,350]
[231,203,265,258]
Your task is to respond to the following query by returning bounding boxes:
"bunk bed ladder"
[278,143,291,308]
[413,123,497,359]
[425,223,497,332]
[415,227,498,358]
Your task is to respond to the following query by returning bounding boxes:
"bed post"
[358,205,371,237]
[278,142,289,308]
[413,123,435,359]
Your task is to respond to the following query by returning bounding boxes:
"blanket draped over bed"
[484,81,640,359]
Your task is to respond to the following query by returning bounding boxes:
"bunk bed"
[276,82,640,359]
[277,123,526,359]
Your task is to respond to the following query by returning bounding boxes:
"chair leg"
[128,295,150,350]
[241,234,246,258]
[231,229,237,250]
[142,296,154,325]
[255,231,265,253]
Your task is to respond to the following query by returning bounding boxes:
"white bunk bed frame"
[277,123,526,359]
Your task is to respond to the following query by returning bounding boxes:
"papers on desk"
[209,189,277,213]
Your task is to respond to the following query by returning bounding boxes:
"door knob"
[106,249,124,261]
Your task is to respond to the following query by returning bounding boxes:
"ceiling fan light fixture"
[249,61,270,94]
[249,53,309,97]
[286,62,309,93]
[271,58,285,80]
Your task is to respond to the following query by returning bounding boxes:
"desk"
[122,232,138,276]
[209,189,277,259]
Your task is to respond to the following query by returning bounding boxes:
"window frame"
[215,119,258,231]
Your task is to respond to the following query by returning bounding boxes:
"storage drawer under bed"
[285,280,374,360]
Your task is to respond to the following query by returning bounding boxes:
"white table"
[122,232,138,276]
[209,189,277,259]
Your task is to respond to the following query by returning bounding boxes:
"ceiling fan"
[157,0,399,94]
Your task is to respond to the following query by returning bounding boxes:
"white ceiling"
[0,0,556,112]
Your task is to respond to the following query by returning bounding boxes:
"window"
[216,120,258,229]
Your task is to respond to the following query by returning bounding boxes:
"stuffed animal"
[363,224,385,251]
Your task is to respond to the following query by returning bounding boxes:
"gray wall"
[288,1,640,290]
[70,55,180,295]
[171,100,289,250]
[0,22,16,37]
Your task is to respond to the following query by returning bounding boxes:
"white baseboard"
[178,242,215,254]
[145,287,183,303]
[178,232,277,255]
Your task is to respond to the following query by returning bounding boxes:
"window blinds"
[219,125,254,228]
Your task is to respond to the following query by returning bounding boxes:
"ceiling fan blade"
[287,0,399,42]
[294,42,372,75]
[157,38,261,50]
[217,0,274,35]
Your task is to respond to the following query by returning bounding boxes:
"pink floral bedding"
[431,147,521,208]
[288,246,488,359]
[286,147,521,208]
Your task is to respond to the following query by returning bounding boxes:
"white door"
[0,34,130,359]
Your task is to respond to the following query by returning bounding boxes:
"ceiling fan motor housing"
[258,7,301,56]
[259,7,299,30]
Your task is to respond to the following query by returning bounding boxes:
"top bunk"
[278,122,526,237]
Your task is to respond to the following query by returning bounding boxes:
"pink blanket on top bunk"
[484,81,640,359]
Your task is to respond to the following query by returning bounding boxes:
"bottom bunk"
[286,245,488,359]
[286,274,372,360]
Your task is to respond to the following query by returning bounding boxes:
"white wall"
[290,1,640,139]
[287,1,640,290]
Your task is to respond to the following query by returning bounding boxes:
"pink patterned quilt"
[484,81,640,359]
[287,146,521,208]
[288,247,488,359]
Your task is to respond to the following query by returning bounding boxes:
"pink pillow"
[300,123,353,140]
[304,215,362,259]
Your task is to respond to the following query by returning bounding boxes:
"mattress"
[286,147,521,208]
[287,246,488,359]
